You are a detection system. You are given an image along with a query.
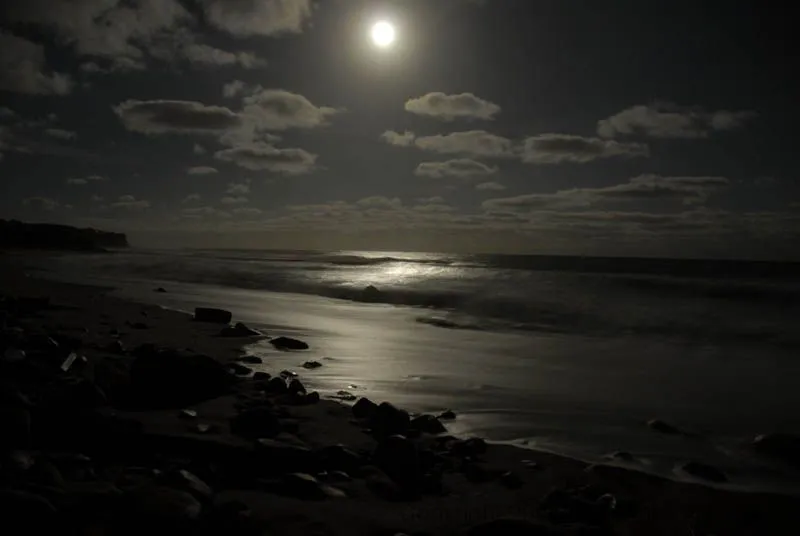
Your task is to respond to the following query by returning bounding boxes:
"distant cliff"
[0,220,129,251]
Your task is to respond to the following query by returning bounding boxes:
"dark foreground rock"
[682,461,727,483]
[193,308,232,324]
[219,322,261,338]
[128,346,234,408]
[753,433,800,467]
[269,336,309,350]
[369,402,410,436]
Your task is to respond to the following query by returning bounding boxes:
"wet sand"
[1,265,799,535]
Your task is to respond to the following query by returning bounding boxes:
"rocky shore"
[1,268,799,536]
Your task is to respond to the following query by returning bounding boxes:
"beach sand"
[1,266,799,535]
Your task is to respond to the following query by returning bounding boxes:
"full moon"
[371,21,396,48]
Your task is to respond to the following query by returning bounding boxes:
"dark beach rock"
[270,336,309,351]
[0,489,57,527]
[128,347,233,408]
[499,471,524,489]
[193,307,232,324]
[105,339,125,354]
[155,287,167,293]
[352,396,379,419]
[438,409,456,421]
[681,461,727,483]
[220,322,261,338]
[230,407,281,439]
[123,486,202,525]
[228,362,252,376]
[609,451,635,462]
[48,377,108,409]
[333,390,357,402]
[449,437,487,458]
[239,355,262,364]
[160,469,213,501]
[302,360,322,369]
[361,465,406,501]
[265,376,288,394]
[374,434,421,490]
[280,369,298,378]
[370,402,410,436]
[362,285,382,302]
[254,438,314,473]
[288,378,306,395]
[465,518,559,536]
[647,419,682,435]
[252,371,270,381]
[411,414,447,435]
[752,433,800,467]
[317,445,364,473]
[0,382,33,407]
[540,488,613,529]
[279,472,346,500]
[463,462,500,483]
[179,409,197,419]
[0,407,31,448]
[131,322,148,330]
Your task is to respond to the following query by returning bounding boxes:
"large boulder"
[753,433,800,467]
[374,434,420,491]
[193,308,232,324]
[681,461,727,483]
[369,402,410,436]
[219,322,261,338]
[230,407,282,440]
[269,337,309,351]
[128,347,233,408]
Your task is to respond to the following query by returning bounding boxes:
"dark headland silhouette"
[0,220,129,252]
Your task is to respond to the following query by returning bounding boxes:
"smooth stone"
[280,472,346,500]
[352,397,378,419]
[317,445,364,473]
[370,402,410,436]
[333,390,357,402]
[252,371,270,381]
[411,414,447,434]
[449,437,488,457]
[288,378,306,395]
[219,322,261,338]
[265,376,288,394]
[302,360,322,369]
[254,438,314,472]
[161,469,213,501]
[155,288,167,293]
[280,369,298,378]
[465,518,559,536]
[239,355,263,364]
[682,461,727,483]
[374,434,420,489]
[193,307,232,324]
[228,363,252,376]
[230,407,281,439]
[179,409,198,419]
[499,471,524,489]
[753,433,800,466]
[124,485,202,522]
[647,419,682,435]
[270,336,309,351]
[438,410,457,421]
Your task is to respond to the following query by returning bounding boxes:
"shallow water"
[31,250,800,495]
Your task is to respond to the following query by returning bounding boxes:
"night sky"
[1,0,797,258]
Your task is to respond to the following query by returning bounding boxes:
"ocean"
[36,248,800,494]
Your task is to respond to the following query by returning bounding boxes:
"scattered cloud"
[193,143,207,155]
[223,80,248,98]
[0,31,73,95]
[415,159,497,178]
[381,130,415,147]
[182,193,201,203]
[414,130,514,158]
[114,100,242,135]
[111,195,150,210]
[181,44,266,69]
[45,128,77,141]
[226,181,251,194]
[66,175,106,185]
[476,181,506,191]
[522,134,649,164]
[187,166,219,175]
[214,142,317,174]
[23,197,59,210]
[199,0,313,37]
[241,88,341,131]
[405,92,501,121]
[231,207,263,217]
[221,196,248,205]
[0,107,16,119]
[482,174,730,212]
[598,103,757,139]
[182,206,231,219]
[91,194,103,202]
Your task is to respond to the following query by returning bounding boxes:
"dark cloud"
[214,142,317,174]
[598,103,757,139]
[241,88,341,130]
[193,144,207,155]
[522,134,649,164]
[482,175,729,212]
[199,0,313,37]
[0,31,73,95]
[111,195,150,210]
[475,181,506,191]
[182,193,201,204]
[221,196,248,205]
[405,92,501,121]
[415,158,497,178]
[186,166,219,175]
[226,181,250,194]
[412,130,514,158]
[45,128,77,141]
[23,196,59,210]
[180,44,266,69]
[114,100,243,135]
[66,175,106,185]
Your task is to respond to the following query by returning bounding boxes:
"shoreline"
[2,266,800,535]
